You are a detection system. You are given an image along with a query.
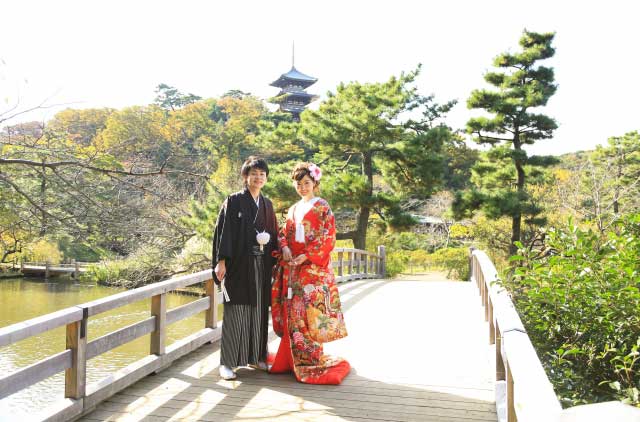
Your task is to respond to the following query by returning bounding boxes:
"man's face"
[246,168,267,190]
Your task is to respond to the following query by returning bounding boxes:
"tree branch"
[0,158,164,176]
[336,230,357,241]
[0,172,64,225]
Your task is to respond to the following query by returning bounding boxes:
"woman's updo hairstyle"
[290,162,322,188]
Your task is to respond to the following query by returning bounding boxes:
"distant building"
[269,48,318,121]
[411,214,447,234]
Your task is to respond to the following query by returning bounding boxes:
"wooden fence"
[470,248,640,422]
[332,245,386,282]
[0,246,385,421]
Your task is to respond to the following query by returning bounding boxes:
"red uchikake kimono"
[270,197,350,384]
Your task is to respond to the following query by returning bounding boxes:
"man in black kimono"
[212,156,278,380]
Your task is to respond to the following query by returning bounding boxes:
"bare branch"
[0,158,164,176]
[0,100,81,126]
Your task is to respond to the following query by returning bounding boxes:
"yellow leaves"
[21,239,63,264]
[449,223,470,239]
[98,105,168,156]
[217,96,264,122]
[554,168,571,183]
[164,100,217,147]
[210,157,240,194]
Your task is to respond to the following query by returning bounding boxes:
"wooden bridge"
[18,261,89,279]
[0,248,637,421]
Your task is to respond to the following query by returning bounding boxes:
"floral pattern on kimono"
[270,198,350,384]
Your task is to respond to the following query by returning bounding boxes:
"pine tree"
[454,30,559,255]
[299,67,455,249]
[592,131,640,217]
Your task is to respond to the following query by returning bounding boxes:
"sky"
[1,0,639,156]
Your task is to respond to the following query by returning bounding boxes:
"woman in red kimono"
[270,162,350,384]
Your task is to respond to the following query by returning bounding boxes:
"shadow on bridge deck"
[78,278,497,422]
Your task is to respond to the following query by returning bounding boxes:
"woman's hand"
[290,254,307,266]
[214,260,226,281]
[282,246,293,261]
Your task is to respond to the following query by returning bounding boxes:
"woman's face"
[245,168,267,191]
[294,174,315,200]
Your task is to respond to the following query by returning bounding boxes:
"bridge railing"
[332,245,386,282]
[1,245,383,420]
[470,248,640,422]
[0,269,220,422]
[20,261,88,278]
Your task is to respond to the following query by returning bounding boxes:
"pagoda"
[269,47,318,120]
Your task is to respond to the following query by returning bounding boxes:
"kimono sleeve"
[268,202,279,253]
[278,207,294,250]
[305,202,336,267]
[211,198,233,282]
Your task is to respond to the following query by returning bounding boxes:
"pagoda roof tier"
[274,90,318,99]
[270,66,318,88]
[280,105,306,115]
[271,91,319,105]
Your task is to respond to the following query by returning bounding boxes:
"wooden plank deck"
[78,278,497,422]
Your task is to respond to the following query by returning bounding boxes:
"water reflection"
[0,277,207,418]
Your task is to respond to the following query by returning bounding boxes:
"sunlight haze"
[2,0,638,155]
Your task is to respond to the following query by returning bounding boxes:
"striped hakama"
[220,256,269,368]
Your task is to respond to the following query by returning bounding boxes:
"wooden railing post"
[45,261,50,279]
[484,284,490,321]
[496,321,505,381]
[205,278,218,331]
[74,261,80,279]
[377,245,386,277]
[337,251,343,277]
[468,246,476,282]
[479,271,485,304]
[363,253,368,276]
[488,298,495,344]
[20,260,24,272]
[150,293,166,355]
[65,307,87,399]
[355,252,360,275]
[506,362,516,422]
[348,251,354,275]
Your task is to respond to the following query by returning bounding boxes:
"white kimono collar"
[293,197,320,243]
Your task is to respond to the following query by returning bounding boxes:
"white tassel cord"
[221,279,231,302]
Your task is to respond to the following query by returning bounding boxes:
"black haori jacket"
[212,189,278,305]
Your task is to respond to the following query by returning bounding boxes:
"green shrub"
[172,236,210,272]
[57,235,102,262]
[405,249,431,272]
[385,251,408,277]
[83,244,172,288]
[429,247,469,280]
[84,260,126,286]
[508,215,640,406]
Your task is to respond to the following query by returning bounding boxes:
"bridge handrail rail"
[470,248,640,422]
[0,245,385,421]
[470,248,562,422]
[0,269,220,421]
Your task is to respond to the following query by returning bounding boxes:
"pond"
[0,277,208,419]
